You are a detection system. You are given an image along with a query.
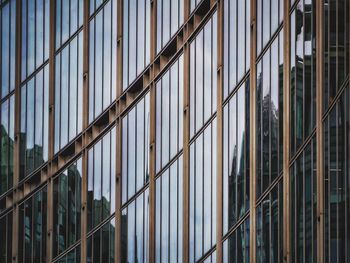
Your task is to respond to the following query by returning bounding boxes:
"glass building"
[0,0,349,262]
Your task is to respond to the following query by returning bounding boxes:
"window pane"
[122,0,150,90]
[122,94,150,204]
[87,127,117,231]
[54,32,84,154]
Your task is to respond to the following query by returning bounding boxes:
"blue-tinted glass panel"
[55,0,83,49]
[0,95,14,195]
[122,0,150,90]
[1,0,16,98]
[21,0,50,80]
[87,127,117,231]
[256,31,284,198]
[155,55,184,173]
[53,159,82,258]
[189,13,217,139]
[155,156,183,263]
[19,65,49,180]
[156,0,184,53]
[121,93,150,204]
[223,0,250,100]
[223,79,250,234]
[54,32,84,154]
[89,0,117,123]
[18,186,47,263]
[121,189,149,262]
[189,119,217,262]
[223,218,250,263]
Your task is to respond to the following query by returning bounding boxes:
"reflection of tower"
[121,213,127,262]
[0,125,14,194]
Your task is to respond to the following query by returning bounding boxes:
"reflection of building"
[0,0,349,262]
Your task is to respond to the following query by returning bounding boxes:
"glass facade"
[88,127,116,231]
[0,0,16,99]
[121,93,150,204]
[18,186,47,263]
[155,156,183,263]
[156,55,183,173]
[21,0,50,81]
[54,31,83,153]
[0,211,12,263]
[0,0,349,262]
[256,30,284,198]
[20,64,49,179]
[89,0,117,123]
[223,79,250,234]
[0,94,14,194]
[122,0,150,90]
[53,159,82,258]
[189,119,217,261]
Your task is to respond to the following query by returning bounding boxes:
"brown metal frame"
[3,0,346,262]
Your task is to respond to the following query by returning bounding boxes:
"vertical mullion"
[249,0,257,260]
[148,0,157,259]
[316,0,325,261]
[182,5,190,261]
[81,0,90,262]
[215,0,223,261]
[12,0,22,261]
[283,0,291,262]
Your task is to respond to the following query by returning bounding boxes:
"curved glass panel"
[87,126,116,231]
[189,13,217,138]
[223,79,250,234]
[20,64,49,180]
[54,32,83,154]
[122,0,150,91]
[189,119,217,262]
[18,186,47,263]
[121,93,150,204]
[223,0,250,100]
[155,55,183,173]
[0,0,16,99]
[89,0,117,123]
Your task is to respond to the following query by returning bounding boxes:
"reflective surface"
[18,186,47,263]
[122,93,150,204]
[21,0,50,80]
[55,0,83,49]
[54,32,83,154]
[256,30,284,198]
[256,181,283,263]
[0,94,14,195]
[53,159,82,258]
[87,219,115,263]
[0,211,12,263]
[223,218,250,263]
[87,127,116,231]
[122,0,150,91]
[256,0,283,56]
[190,13,217,138]
[290,0,316,157]
[223,0,250,99]
[189,119,217,262]
[290,137,317,263]
[324,84,350,263]
[155,156,183,263]
[156,0,184,53]
[323,0,349,111]
[20,65,49,179]
[121,189,150,263]
[223,79,250,234]
[156,55,183,173]
[89,0,117,123]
